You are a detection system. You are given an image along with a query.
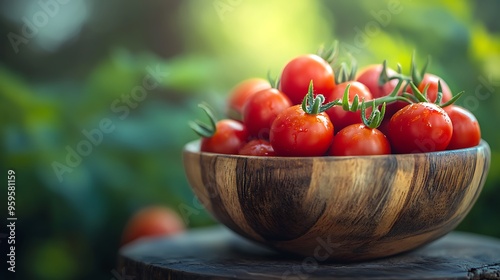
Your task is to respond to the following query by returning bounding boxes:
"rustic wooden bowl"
[182,140,491,261]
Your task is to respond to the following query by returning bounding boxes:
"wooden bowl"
[182,140,491,261]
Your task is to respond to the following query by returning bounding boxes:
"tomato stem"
[410,51,431,87]
[440,90,464,107]
[317,41,339,65]
[267,70,280,89]
[302,81,339,114]
[410,82,429,102]
[335,54,358,84]
[189,103,217,138]
[352,53,461,111]
[361,100,386,129]
[379,60,390,86]
[407,78,463,107]
[342,84,351,111]
[435,80,443,104]
[337,78,413,113]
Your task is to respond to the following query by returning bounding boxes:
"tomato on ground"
[329,124,391,156]
[444,105,481,150]
[121,206,185,246]
[388,102,453,154]
[279,54,336,105]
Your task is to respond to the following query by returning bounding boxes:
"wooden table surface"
[117,226,500,280]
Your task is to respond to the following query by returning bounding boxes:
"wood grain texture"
[117,226,500,280]
[182,140,491,261]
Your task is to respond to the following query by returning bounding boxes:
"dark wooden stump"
[117,226,500,280]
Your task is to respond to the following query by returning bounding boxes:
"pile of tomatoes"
[191,48,481,157]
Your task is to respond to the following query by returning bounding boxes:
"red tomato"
[226,78,271,120]
[356,64,406,119]
[384,100,409,122]
[388,102,453,154]
[279,54,336,105]
[270,105,334,156]
[376,117,392,137]
[243,88,292,139]
[356,64,400,99]
[329,124,391,156]
[444,105,481,149]
[121,206,185,246]
[416,73,453,104]
[239,139,276,156]
[324,81,373,133]
[200,119,248,154]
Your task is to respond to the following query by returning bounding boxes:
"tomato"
[200,119,248,154]
[356,64,406,120]
[444,105,481,150]
[243,88,292,139]
[226,78,271,120]
[239,139,276,156]
[329,124,391,156]
[270,105,334,156]
[388,102,453,153]
[121,206,185,246]
[416,73,453,104]
[279,54,336,105]
[324,81,373,132]
[356,64,400,99]
[191,104,249,154]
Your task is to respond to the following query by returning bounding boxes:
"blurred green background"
[1,0,499,279]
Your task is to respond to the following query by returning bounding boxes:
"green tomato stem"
[440,90,464,108]
[316,41,339,65]
[302,81,339,114]
[189,103,217,138]
[360,100,386,129]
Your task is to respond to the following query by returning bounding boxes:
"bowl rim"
[183,139,490,160]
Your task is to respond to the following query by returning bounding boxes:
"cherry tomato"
[279,54,336,105]
[356,64,406,120]
[270,105,334,156]
[226,78,271,120]
[444,105,481,150]
[416,73,453,104]
[239,139,276,156]
[243,88,292,139]
[325,81,373,132]
[200,119,248,154]
[388,102,453,154]
[329,124,391,156]
[356,64,400,99]
[121,206,185,246]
